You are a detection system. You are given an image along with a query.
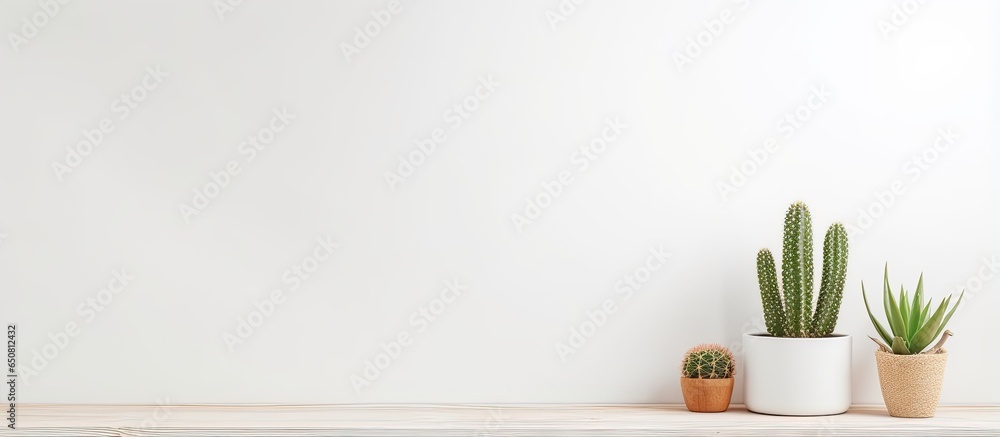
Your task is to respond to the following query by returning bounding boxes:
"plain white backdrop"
[1,0,998,405]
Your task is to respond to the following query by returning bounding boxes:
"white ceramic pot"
[743,333,852,416]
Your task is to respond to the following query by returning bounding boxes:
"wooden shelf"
[8,404,1000,436]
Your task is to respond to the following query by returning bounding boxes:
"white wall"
[1,0,998,405]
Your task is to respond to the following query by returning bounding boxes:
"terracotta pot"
[680,377,734,413]
[875,350,948,418]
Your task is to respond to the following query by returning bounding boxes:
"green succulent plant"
[863,265,963,355]
[756,202,849,338]
[681,344,735,379]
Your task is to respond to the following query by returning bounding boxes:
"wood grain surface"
[7,404,1000,436]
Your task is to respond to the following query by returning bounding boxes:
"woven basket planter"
[875,350,948,418]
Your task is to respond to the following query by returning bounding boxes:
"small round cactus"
[681,344,735,379]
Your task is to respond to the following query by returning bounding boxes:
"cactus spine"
[681,344,735,379]
[756,202,849,338]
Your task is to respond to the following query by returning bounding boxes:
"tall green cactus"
[811,223,849,336]
[781,203,814,337]
[756,202,849,338]
[757,249,785,337]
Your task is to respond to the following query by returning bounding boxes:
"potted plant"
[743,202,851,416]
[862,266,963,418]
[680,344,735,413]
